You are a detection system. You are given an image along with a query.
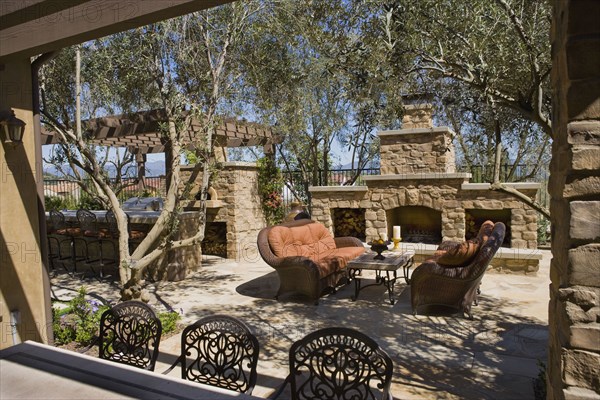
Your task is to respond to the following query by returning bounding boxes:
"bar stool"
[77,209,116,278]
[48,210,83,275]
[105,210,147,254]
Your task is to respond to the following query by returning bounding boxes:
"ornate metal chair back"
[179,315,259,394]
[105,209,121,238]
[49,210,67,231]
[99,301,162,371]
[76,209,98,235]
[287,327,393,400]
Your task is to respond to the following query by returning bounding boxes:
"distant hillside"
[43,160,166,179]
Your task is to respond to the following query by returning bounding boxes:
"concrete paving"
[50,250,551,399]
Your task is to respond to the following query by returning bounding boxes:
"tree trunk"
[492,117,502,183]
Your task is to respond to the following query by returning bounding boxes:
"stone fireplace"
[310,101,542,271]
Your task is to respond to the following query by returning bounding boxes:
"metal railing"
[44,176,166,209]
[280,163,550,211]
[44,163,550,213]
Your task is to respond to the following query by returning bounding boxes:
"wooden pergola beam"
[0,0,234,61]
[41,108,282,154]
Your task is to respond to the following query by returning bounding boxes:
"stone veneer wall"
[379,128,456,174]
[182,162,265,260]
[548,1,600,398]
[310,180,538,249]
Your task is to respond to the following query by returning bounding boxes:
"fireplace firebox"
[386,206,442,244]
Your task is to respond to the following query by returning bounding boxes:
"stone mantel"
[363,173,471,181]
[221,161,258,169]
[461,182,541,190]
[309,186,369,192]
[378,126,455,137]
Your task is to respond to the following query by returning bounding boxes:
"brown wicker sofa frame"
[257,219,365,305]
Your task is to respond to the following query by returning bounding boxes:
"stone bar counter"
[47,210,201,281]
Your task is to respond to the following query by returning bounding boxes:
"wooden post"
[136,152,147,192]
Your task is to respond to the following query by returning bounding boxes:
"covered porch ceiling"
[0,0,234,61]
[41,109,281,154]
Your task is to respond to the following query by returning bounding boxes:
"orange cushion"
[129,230,146,240]
[329,246,365,262]
[313,248,364,277]
[268,223,336,259]
[66,227,82,236]
[436,240,479,266]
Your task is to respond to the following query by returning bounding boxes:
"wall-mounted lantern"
[0,109,26,144]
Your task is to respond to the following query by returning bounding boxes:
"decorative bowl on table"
[368,240,391,260]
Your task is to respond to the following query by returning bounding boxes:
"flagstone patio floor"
[50,249,551,399]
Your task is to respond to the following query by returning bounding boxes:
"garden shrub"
[52,287,109,346]
[158,311,181,334]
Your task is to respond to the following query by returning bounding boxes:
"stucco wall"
[0,58,52,349]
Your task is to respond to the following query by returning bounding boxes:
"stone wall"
[402,103,435,129]
[548,1,600,398]
[182,162,265,260]
[379,128,456,174]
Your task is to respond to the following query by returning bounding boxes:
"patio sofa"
[410,220,506,319]
[257,219,365,304]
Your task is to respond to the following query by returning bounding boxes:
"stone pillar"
[548,1,600,398]
[0,58,53,348]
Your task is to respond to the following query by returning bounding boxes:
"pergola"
[40,109,280,154]
[41,108,281,189]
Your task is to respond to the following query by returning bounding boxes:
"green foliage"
[537,216,550,245]
[386,0,552,176]
[77,193,103,210]
[243,1,399,204]
[52,287,109,346]
[257,157,285,225]
[44,194,103,211]
[45,196,76,211]
[157,311,181,334]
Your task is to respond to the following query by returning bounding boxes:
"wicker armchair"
[257,219,365,305]
[411,222,506,319]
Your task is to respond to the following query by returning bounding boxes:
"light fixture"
[0,109,26,144]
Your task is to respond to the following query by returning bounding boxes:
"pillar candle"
[393,225,401,239]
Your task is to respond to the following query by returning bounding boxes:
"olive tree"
[41,2,264,299]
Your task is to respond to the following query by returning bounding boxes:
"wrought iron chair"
[99,301,162,371]
[270,327,394,400]
[163,315,260,395]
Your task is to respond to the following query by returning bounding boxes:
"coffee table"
[347,250,415,305]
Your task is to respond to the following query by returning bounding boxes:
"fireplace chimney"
[402,93,434,129]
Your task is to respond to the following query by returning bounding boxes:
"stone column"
[548,1,600,398]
